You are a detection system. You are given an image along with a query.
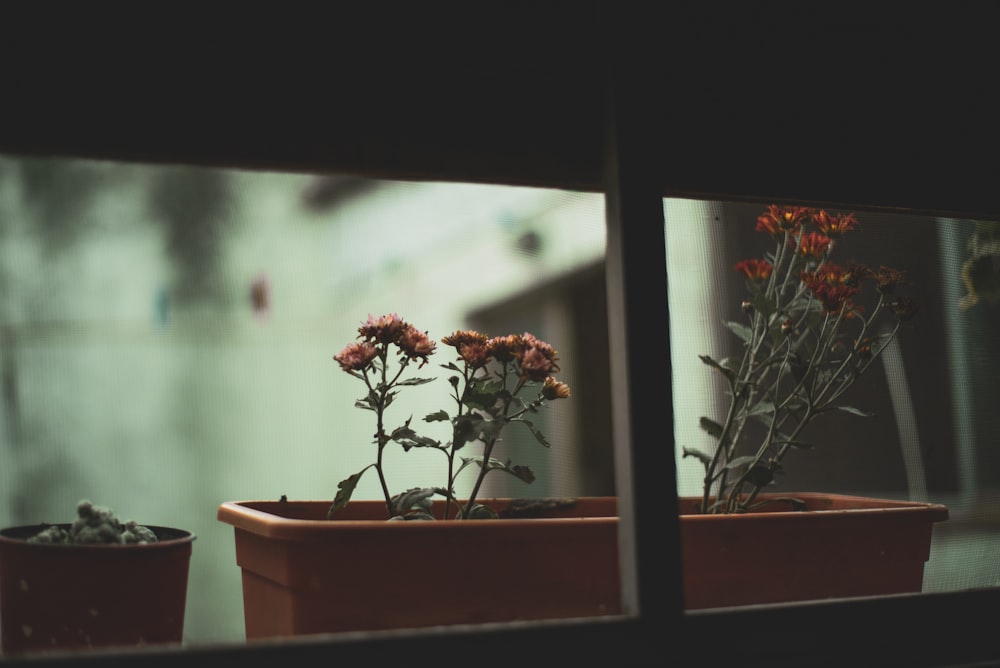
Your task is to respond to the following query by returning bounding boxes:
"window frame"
[3,8,1000,666]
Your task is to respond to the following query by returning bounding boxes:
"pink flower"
[396,324,436,367]
[359,313,405,344]
[334,342,378,372]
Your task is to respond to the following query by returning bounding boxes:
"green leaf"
[783,397,809,412]
[725,321,753,343]
[698,416,723,438]
[454,457,475,477]
[390,419,441,451]
[478,418,505,443]
[681,446,712,468]
[743,464,774,487]
[388,510,435,521]
[724,455,757,472]
[463,503,499,519]
[397,376,436,387]
[423,410,450,423]
[389,487,437,517]
[520,418,551,448]
[327,465,374,518]
[746,400,775,417]
[698,355,736,382]
[464,378,504,410]
[461,456,536,484]
[749,293,776,318]
[784,354,809,384]
[835,405,875,417]
[452,413,486,449]
[744,496,807,512]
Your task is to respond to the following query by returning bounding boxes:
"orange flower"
[486,334,524,363]
[441,330,491,368]
[541,376,571,400]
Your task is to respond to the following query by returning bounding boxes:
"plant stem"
[463,363,522,516]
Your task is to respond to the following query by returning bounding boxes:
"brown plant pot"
[217,493,948,639]
[679,493,949,609]
[0,525,195,655]
[217,497,621,638]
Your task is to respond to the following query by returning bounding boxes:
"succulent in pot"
[26,500,159,545]
[0,500,195,653]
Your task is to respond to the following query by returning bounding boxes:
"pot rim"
[0,524,196,548]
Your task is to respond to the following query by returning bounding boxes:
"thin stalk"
[463,364,524,516]
[442,363,476,520]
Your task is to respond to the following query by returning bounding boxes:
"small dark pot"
[0,524,195,654]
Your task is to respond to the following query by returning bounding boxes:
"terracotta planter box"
[218,493,947,639]
[0,525,195,654]
[217,497,621,638]
[679,493,949,609]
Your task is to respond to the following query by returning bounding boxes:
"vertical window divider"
[604,60,685,634]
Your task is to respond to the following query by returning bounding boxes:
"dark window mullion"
[604,60,684,631]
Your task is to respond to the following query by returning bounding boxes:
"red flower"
[800,263,862,314]
[756,205,811,238]
[735,258,774,282]
[889,295,920,321]
[812,210,859,238]
[796,232,832,258]
[871,266,907,294]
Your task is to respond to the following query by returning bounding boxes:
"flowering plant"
[330,313,571,520]
[683,205,919,514]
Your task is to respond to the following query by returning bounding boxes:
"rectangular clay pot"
[218,493,948,638]
[217,497,621,638]
[678,493,950,609]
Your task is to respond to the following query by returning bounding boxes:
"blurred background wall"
[0,155,607,644]
[0,154,996,647]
